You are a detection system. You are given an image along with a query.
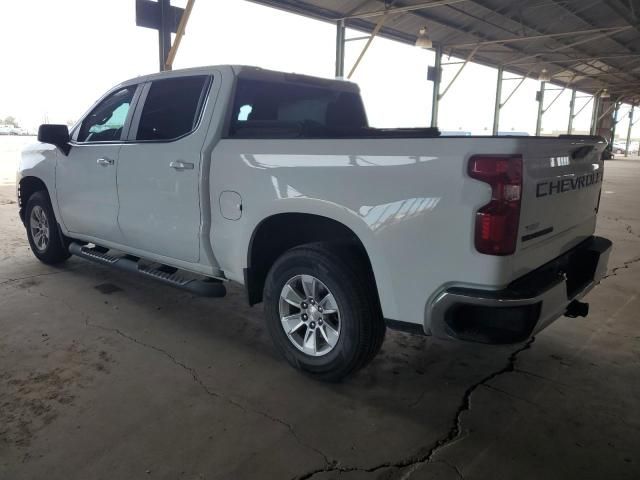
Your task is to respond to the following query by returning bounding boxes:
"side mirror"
[37,124,71,155]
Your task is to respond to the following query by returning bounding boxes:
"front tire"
[25,191,71,265]
[263,243,385,382]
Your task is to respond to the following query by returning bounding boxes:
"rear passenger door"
[116,75,213,263]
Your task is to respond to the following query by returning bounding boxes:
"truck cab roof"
[119,65,360,94]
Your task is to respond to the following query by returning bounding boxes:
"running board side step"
[68,243,226,297]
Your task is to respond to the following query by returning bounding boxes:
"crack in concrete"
[481,383,542,409]
[83,316,335,466]
[602,256,640,279]
[0,269,73,287]
[23,274,537,480]
[604,216,640,239]
[295,337,536,480]
[407,388,428,409]
[10,282,334,469]
[513,369,567,394]
[625,224,638,238]
[515,368,564,383]
[84,320,335,468]
[432,460,464,480]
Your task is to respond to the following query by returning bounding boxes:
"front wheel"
[25,191,71,265]
[263,243,385,382]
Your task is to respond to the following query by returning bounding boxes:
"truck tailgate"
[512,137,606,277]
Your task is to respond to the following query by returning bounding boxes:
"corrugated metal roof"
[247,0,640,102]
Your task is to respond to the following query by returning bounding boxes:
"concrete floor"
[1,158,639,480]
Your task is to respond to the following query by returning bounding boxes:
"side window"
[228,77,368,138]
[77,87,135,142]
[136,75,209,141]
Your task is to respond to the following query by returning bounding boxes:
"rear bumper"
[427,236,612,344]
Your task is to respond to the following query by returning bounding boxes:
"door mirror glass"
[37,124,70,155]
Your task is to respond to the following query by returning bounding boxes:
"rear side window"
[228,77,368,139]
[78,87,135,142]
[136,75,210,141]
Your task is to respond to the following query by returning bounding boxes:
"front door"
[56,86,138,242]
[117,75,212,263]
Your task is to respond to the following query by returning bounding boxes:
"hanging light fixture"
[600,88,610,99]
[538,68,551,82]
[415,27,432,49]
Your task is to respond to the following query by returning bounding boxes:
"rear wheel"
[263,243,385,382]
[25,191,71,265]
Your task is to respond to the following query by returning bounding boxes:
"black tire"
[25,190,71,265]
[263,242,386,382]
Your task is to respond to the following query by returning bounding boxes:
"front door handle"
[96,157,114,166]
[169,160,194,170]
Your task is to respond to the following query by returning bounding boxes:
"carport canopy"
[247,0,640,103]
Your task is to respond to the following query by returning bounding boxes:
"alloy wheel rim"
[278,274,341,357]
[29,206,50,252]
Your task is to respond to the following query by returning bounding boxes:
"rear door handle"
[96,157,114,166]
[169,160,194,170]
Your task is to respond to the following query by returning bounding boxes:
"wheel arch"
[245,212,380,309]
[18,176,50,223]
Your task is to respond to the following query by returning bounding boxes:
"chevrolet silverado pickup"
[18,65,612,381]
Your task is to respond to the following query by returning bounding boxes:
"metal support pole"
[535,81,546,136]
[165,0,195,71]
[625,106,634,156]
[158,0,172,71]
[492,67,503,135]
[573,95,593,119]
[438,45,479,100]
[347,14,386,79]
[431,45,442,128]
[542,86,566,115]
[590,96,601,135]
[165,0,196,70]
[499,70,532,108]
[598,100,619,122]
[568,88,576,134]
[610,102,620,144]
[335,19,345,78]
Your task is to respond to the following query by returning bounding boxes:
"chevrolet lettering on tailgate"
[536,170,603,198]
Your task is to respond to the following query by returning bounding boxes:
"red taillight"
[468,155,523,255]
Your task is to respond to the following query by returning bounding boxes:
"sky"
[1,0,636,139]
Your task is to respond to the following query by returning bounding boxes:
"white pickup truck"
[18,65,612,381]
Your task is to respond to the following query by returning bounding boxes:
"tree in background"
[3,116,19,127]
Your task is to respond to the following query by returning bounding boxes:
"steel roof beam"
[344,0,378,17]
[246,0,638,96]
[548,0,638,47]
[458,0,638,87]
[438,0,596,47]
[342,0,470,20]
[436,2,524,45]
[448,26,631,49]
[501,31,635,85]
[603,0,640,32]
[510,54,640,66]
[554,70,640,78]
[545,0,640,72]
[374,1,609,84]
